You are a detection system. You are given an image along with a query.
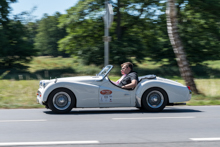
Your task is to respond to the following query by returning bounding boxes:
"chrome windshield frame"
[97,65,113,81]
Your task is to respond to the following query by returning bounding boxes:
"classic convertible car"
[37,65,191,113]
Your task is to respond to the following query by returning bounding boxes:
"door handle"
[124,94,130,96]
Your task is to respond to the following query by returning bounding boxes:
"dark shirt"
[118,71,138,87]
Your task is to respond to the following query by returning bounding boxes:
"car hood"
[41,76,103,85]
[57,76,102,83]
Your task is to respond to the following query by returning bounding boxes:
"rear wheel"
[141,88,168,112]
[48,88,75,114]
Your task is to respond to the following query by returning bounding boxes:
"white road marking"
[0,119,47,122]
[112,116,195,120]
[0,141,100,146]
[190,138,220,141]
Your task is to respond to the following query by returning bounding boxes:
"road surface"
[0,106,220,146]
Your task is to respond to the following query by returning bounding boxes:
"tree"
[166,0,199,94]
[144,0,220,66]
[34,13,67,57]
[14,6,38,46]
[0,20,36,67]
[0,0,17,53]
[178,0,220,64]
[0,0,36,68]
[0,0,17,27]
[58,0,159,65]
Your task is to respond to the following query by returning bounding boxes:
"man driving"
[118,62,138,89]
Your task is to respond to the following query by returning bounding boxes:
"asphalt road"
[0,106,220,147]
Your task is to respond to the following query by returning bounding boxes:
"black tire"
[141,87,168,112]
[48,88,75,114]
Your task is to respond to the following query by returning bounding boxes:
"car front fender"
[42,81,100,107]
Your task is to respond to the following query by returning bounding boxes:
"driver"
[118,62,138,89]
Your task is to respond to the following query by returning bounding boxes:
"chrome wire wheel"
[52,92,71,110]
[146,90,164,108]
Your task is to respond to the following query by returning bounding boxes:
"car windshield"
[98,65,113,77]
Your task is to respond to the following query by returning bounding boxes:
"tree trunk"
[166,0,199,94]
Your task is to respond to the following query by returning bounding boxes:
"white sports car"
[37,65,191,113]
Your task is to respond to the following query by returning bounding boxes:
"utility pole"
[104,0,109,66]
[103,0,113,66]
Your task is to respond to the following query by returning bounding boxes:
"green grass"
[0,56,220,108]
[0,78,220,108]
[204,60,220,69]
[27,56,76,73]
[0,80,43,108]
[1,56,220,79]
[187,94,220,106]
[26,56,103,75]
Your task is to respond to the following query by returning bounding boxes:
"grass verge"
[0,78,219,109]
[2,56,220,80]
[0,56,220,108]
[0,80,44,109]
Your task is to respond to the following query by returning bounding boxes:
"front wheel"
[48,88,75,114]
[141,88,168,112]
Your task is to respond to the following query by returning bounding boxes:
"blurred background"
[0,0,220,108]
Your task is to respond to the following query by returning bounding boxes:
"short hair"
[121,62,133,70]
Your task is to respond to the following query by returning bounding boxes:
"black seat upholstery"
[138,75,156,83]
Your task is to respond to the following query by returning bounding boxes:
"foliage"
[26,21,39,45]
[178,0,220,64]
[0,0,36,68]
[0,0,17,27]
[57,0,220,66]
[0,70,10,79]
[15,6,39,46]
[142,13,176,65]
[58,0,160,65]
[145,0,220,66]
[0,19,36,68]
[34,13,68,57]
[1,0,220,70]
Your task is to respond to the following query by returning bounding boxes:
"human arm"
[121,79,137,89]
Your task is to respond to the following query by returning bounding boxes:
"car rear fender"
[136,80,190,104]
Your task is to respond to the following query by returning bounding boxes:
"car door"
[99,81,131,107]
